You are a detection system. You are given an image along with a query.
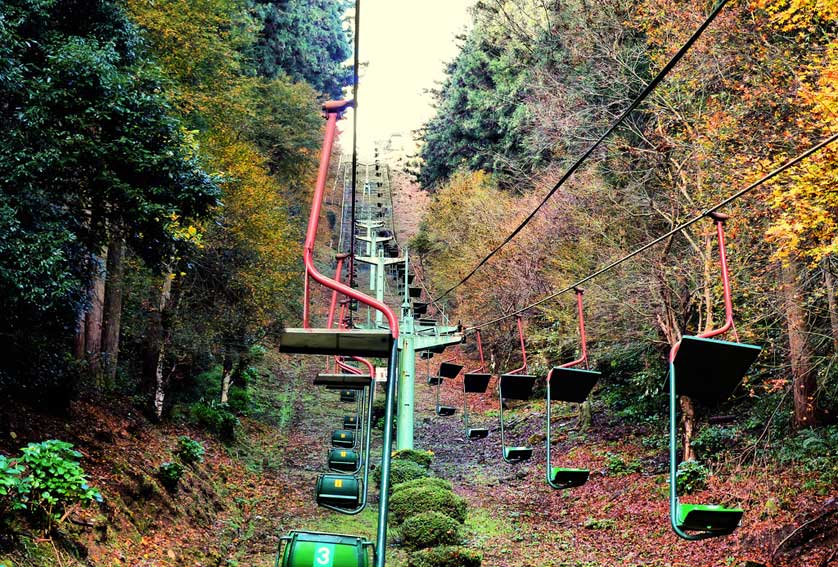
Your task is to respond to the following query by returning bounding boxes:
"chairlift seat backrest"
[438,362,463,379]
[673,336,761,404]
[315,373,372,390]
[279,531,372,567]
[328,448,359,472]
[464,373,492,393]
[409,287,422,298]
[280,328,393,357]
[331,429,355,447]
[499,374,536,400]
[547,367,600,403]
[315,474,361,508]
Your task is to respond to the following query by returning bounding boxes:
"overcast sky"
[340,0,474,157]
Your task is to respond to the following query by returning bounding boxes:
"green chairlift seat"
[277,531,373,567]
[279,328,393,357]
[413,302,428,316]
[343,415,359,428]
[332,429,355,448]
[340,390,357,403]
[463,372,492,439]
[315,474,362,509]
[498,373,537,463]
[408,287,422,298]
[667,213,762,540]
[328,448,360,473]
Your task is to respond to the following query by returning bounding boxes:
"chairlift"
[435,360,463,416]
[667,212,760,540]
[463,330,492,440]
[546,288,601,490]
[276,531,373,567]
[498,316,537,463]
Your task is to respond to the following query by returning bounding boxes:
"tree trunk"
[579,400,592,430]
[781,261,817,429]
[143,270,174,421]
[824,258,838,354]
[73,312,86,360]
[220,350,234,404]
[84,250,107,377]
[101,236,126,387]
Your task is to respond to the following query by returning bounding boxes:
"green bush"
[408,546,481,567]
[248,344,268,360]
[0,440,102,527]
[227,385,251,414]
[676,460,709,494]
[373,459,429,487]
[392,477,453,495]
[158,462,184,492]
[401,511,462,550]
[175,436,205,465]
[605,453,642,476]
[191,401,239,439]
[392,449,433,469]
[773,426,838,492]
[691,426,736,460]
[390,484,467,525]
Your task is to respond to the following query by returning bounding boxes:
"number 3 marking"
[315,546,332,566]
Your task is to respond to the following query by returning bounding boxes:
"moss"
[401,511,462,550]
[390,485,467,525]
[408,546,481,567]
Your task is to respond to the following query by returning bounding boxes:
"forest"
[1,0,836,566]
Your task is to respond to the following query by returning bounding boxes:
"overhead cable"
[433,0,731,302]
[469,131,838,329]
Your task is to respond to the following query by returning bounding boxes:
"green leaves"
[1,439,101,528]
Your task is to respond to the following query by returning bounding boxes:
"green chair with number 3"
[277,531,374,567]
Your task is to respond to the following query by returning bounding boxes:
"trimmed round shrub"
[390,485,467,524]
[401,511,462,550]
[373,458,429,487]
[408,546,481,567]
[392,477,453,495]
[391,449,433,469]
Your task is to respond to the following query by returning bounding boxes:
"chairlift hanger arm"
[557,288,589,372]
[506,316,527,375]
[302,101,398,338]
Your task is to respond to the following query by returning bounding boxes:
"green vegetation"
[191,401,240,440]
[401,511,463,551]
[175,436,205,465]
[390,484,468,525]
[392,477,454,495]
[408,545,482,567]
[157,461,185,493]
[675,461,709,494]
[605,453,643,477]
[392,449,434,469]
[0,440,101,530]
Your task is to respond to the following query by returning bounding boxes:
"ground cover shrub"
[606,453,642,476]
[676,460,709,494]
[770,425,838,493]
[392,448,433,469]
[390,484,467,524]
[401,511,462,550]
[175,436,205,464]
[408,545,481,567]
[158,462,184,492]
[191,400,239,439]
[373,458,429,487]
[392,477,453,495]
[691,426,737,460]
[1,440,101,529]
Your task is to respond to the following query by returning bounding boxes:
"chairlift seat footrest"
[436,406,457,416]
[677,503,743,534]
[549,467,590,489]
[504,446,533,461]
[467,428,489,440]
